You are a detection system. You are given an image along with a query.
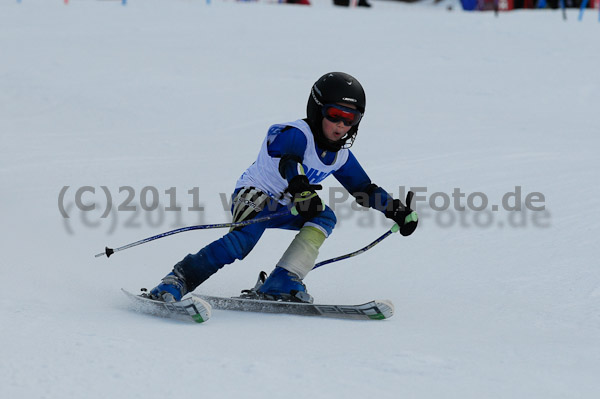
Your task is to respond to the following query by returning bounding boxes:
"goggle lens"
[322,104,362,127]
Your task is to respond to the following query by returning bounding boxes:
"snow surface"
[1,1,599,398]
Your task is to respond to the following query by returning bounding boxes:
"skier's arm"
[334,152,418,236]
[267,127,323,219]
[267,127,308,182]
[333,151,393,212]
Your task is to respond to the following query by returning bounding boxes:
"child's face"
[321,103,355,143]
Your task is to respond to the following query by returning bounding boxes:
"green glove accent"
[391,224,400,233]
[405,211,418,224]
[294,191,319,202]
[291,198,324,217]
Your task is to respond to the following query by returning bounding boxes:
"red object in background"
[593,0,599,8]
[286,0,311,4]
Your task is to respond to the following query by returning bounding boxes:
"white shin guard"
[277,226,326,280]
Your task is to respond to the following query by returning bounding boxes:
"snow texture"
[1,1,599,398]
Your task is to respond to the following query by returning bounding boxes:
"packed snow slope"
[1,1,599,398]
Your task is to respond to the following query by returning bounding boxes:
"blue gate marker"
[559,0,566,20]
[579,0,589,20]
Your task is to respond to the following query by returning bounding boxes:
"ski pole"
[313,191,416,269]
[95,209,291,258]
[312,223,400,270]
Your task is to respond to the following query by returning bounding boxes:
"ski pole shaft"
[312,224,400,270]
[559,0,567,20]
[95,209,291,258]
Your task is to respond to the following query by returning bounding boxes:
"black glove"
[384,191,418,236]
[286,175,324,220]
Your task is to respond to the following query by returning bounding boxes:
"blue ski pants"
[174,188,336,291]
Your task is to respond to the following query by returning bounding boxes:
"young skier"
[147,72,418,303]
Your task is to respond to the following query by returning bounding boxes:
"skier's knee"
[306,206,336,237]
[222,229,260,260]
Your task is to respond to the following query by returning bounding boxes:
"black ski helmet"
[306,72,366,152]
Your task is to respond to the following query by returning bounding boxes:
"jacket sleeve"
[267,126,308,182]
[333,151,393,212]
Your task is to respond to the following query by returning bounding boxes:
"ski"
[193,293,394,320]
[121,289,211,323]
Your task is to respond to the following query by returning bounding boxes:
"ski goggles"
[321,104,362,127]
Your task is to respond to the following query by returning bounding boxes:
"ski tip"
[188,295,212,323]
[121,289,212,324]
[371,299,394,320]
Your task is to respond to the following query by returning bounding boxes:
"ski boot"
[145,271,188,302]
[250,267,314,303]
